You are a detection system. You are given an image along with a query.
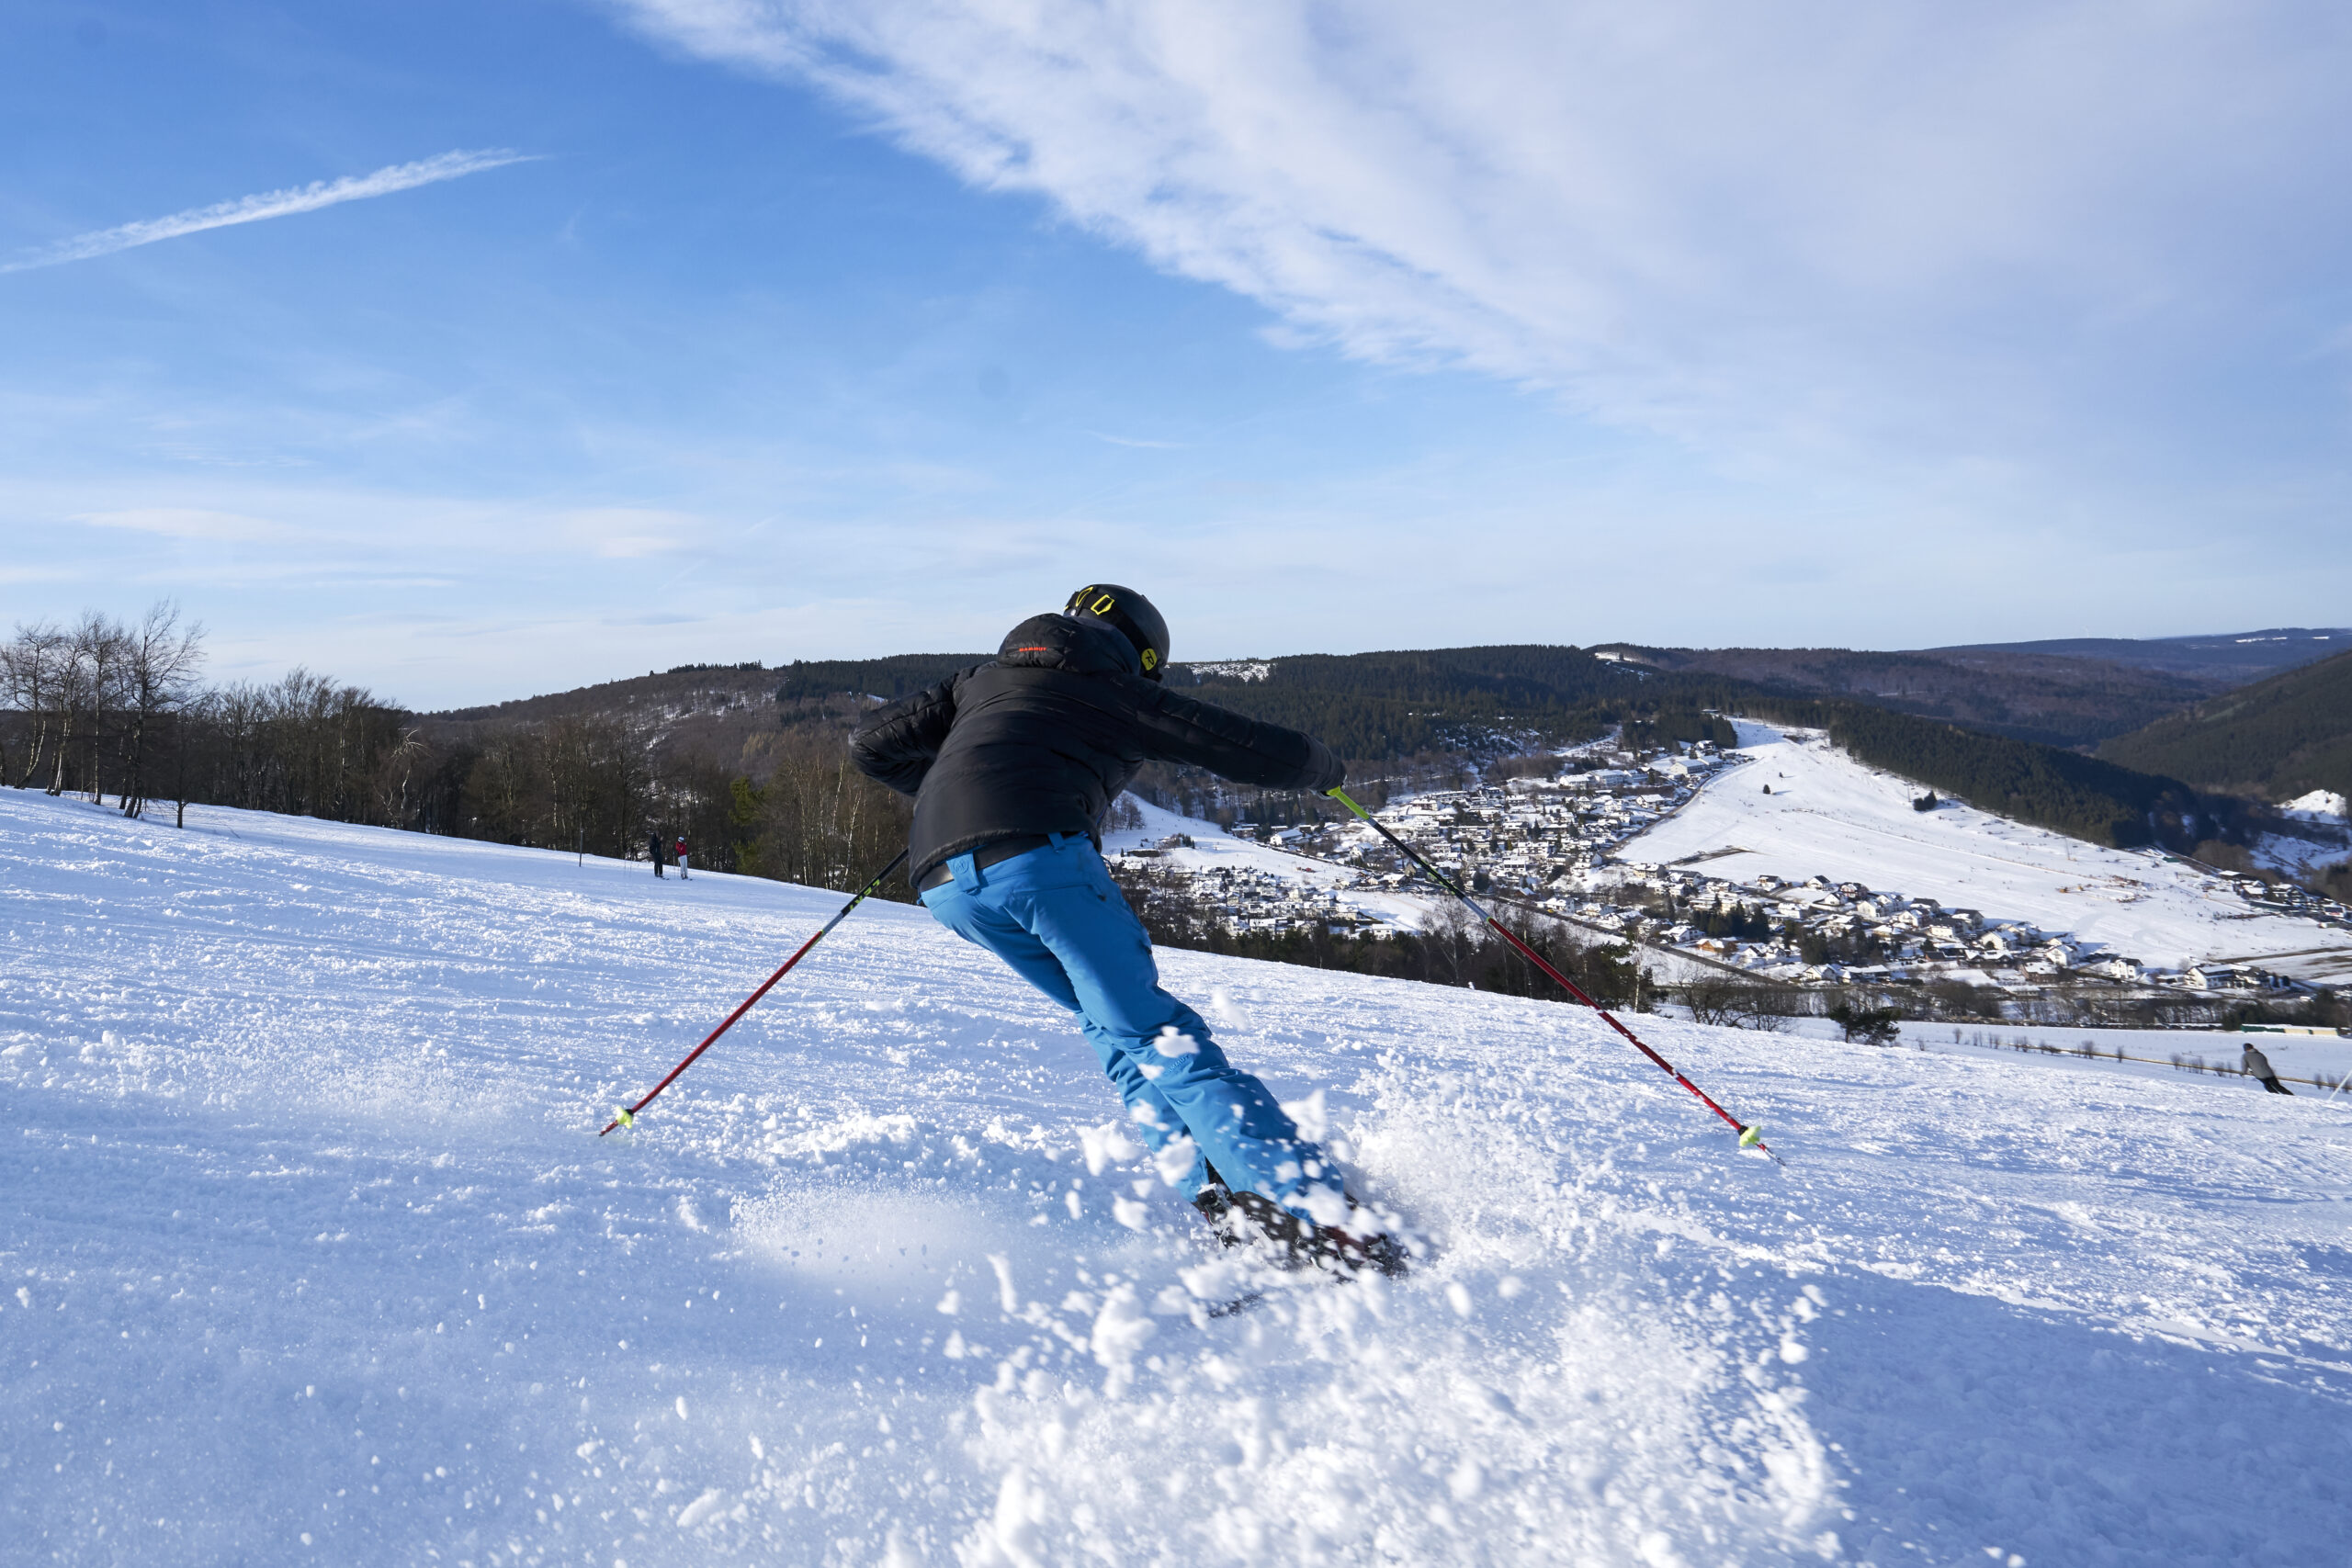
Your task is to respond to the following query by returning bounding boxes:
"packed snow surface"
[1628,721,2352,982]
[6,789,2351,1566]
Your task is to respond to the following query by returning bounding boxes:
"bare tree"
[58,610,130,802]
[370,726,433,828]
[45,615,94,796]
[1682,977,1798,1032]
[730,732,910,890]
[169,686,219,829]
[118,601,207,820]
[2,619,67,787]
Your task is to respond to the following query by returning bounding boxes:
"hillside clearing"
[1626,721,2352,985]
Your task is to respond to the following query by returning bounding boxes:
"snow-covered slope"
[1627,721,2352,982]
[6,790,2349,1566]
[1102,794,1439,931]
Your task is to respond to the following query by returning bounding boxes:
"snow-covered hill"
[6,790,2349,1566]
[1102,794,1440,930]
[1627,721,2352,985]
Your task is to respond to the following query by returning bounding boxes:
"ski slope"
[6,789,2350,1566]
[1627,721,2352,983]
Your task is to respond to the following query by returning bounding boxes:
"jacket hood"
[997,614,1141,678]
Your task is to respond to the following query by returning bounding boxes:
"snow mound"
[2282,789,2349,822]
[6,789,2348,1564]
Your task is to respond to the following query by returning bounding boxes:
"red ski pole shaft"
[600,850,908,1135]
[1325,787,1776,1160]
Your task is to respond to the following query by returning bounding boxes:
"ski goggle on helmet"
[1064,584,1170,681]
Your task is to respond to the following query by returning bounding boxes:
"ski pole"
[1325,787,1780,1164]
[601,850,908,1135]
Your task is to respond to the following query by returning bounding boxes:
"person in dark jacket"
[851,584,1402,1275]
[2242,1041,2293,1094]
[648,829,666,878]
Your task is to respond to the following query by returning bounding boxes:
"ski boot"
[1192,1176,1409,1280]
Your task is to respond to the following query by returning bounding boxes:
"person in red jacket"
[675,835,691,881]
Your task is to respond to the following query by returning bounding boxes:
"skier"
[675,835,691,881]
[2242,1040,2294,1095]
[648,829,666,879]
[851,583,1405,1277]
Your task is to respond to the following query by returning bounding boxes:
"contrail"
[0,149,537,274]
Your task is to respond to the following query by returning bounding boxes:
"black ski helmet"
[1064,583,1169,681]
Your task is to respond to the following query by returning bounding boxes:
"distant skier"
[648,829,666,879]
[2242,1041,2293,1095]
[675,835,691,881]
[851,583,1405,1276]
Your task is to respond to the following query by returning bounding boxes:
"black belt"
[915,834,1057,892]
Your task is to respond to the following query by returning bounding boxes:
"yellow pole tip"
[615,1108,635,1127]
[1738,1124,1761,1147]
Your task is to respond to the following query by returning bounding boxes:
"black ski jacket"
[850,614,1344,886]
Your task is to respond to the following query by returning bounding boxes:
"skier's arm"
[1128,684,1345,792]
[848,673,966,795]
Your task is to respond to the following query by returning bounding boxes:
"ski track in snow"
[4,791,2349,1566]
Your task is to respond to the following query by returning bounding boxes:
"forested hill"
[1587,628,2348,748]
[2098,646,2352,804]
[409,641,2244,858]
[768,644,2223,852]
[767,644,1751,760]
[423,646,1709,761]
[1170,645,1750,758]
[771,654,985,703]
[1600,644,2224,748]
[1940,626,2351,682]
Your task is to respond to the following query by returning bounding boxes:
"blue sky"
[4,2,2348,708]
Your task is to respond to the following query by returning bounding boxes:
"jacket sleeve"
[1125,683,1345,792]
[848,672,966,795]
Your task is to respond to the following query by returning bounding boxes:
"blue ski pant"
[919,834,1345,1222]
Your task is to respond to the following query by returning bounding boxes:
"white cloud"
[1083,431,1188,450]
[560,507,709,558]
[609,1,2352,481]
[75,507,299,543]
[1,150,537,273]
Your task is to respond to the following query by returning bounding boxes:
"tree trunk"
[16,713,48,789]
[120,706,149,819]
[47,706,72,796]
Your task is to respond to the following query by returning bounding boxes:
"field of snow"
[1627,722,2352,985]
[2252,821,2352,886]
[7,788,2352,1566]
[1672,1012,2352,1096]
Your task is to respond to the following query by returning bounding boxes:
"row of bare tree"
[3,606,915,897]
[1,603,206,819]
[727,738,912,895]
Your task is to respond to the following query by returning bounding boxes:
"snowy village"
[1116,731,2352,1003]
